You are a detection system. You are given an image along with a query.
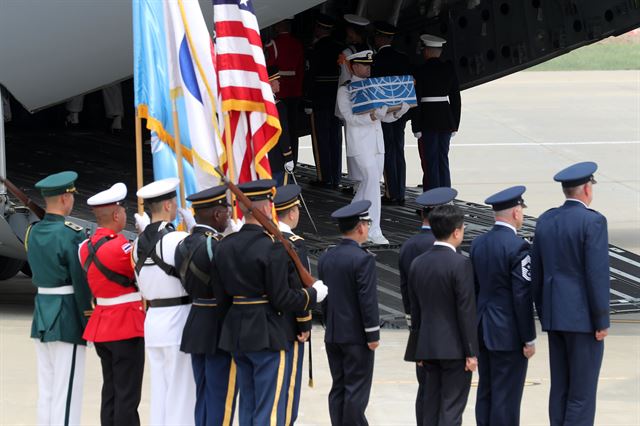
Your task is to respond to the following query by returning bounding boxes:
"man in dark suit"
[471,186,537,426]
[408,204,477,426]
[411,34,461,190]
[318,200,380,426]
[531,162,610,426]
[398,187,457,425]
[371,21,412,206]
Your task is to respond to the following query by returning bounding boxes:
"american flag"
[213,0,281,183]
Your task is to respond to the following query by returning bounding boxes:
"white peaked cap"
[344,14,370,26]
[346,50,374,62]
[87,182,127,206]
[420,34,446,47]
[136,177,180,200]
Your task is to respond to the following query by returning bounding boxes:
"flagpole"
[134,109,145,215]
[223,112,238,220]
[172,99,187,208]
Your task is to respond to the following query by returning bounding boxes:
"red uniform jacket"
[266,32,304,98]
[79,227,145,342]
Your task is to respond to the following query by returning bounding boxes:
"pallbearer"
[274,184,312,425]
[132,178,196,425]
[79,183,145,426]
[27,171,92,425]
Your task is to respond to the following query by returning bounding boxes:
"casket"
[349,75,417,115]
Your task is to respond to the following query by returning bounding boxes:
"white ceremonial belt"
[279,70,296,76]
[38,285,74,295]
[420,96,449,103]
[97,292,142,306]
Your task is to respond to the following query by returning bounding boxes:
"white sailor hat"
[346,50,374,64]
[87,182,127,207]
[344,14,370,26]
[136,177,180,203]
[420,34,446,48]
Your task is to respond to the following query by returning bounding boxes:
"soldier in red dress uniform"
[78,183,145,426]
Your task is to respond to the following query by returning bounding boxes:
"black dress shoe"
[397,198,405,206]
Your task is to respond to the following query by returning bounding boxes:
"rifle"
[0,177,45,219]
[216,168,316,289]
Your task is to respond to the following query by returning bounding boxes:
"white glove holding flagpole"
[134,212,150,233]
[284,161,295,173]
[313,280,328,302]
[178,208,196,232]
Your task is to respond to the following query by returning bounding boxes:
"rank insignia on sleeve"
[521,255,532,282]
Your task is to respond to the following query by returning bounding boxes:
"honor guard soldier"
[471,186,536,426]
[318,200,380,426]
[174,185,237,426]
[214,180,328,426]
[265,18,305,163]
[531,162,610,426]
[371,21,411,206]
[398,187,457,425]
[26,171,91,425]
[267,66,295,186]
[408,205,477,426]
[336,49,410,245]
[304,13,343,188]
[411,34,461,190]
[274,184,312,425]
[79,183,145,426]
[132,178,196,425]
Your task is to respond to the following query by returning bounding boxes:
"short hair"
[429,205,464,240]
[562,185,583,198]
[148,199,167,214]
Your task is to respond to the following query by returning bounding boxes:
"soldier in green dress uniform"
[25,171,92,426]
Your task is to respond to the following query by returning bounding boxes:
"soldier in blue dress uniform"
[531,162,610,426]
[274,184,312,425]
[318,200,380,426]
[174,185,237,426]
[470,186,537,426]
[398,187,457,425]
[214,180,328,426]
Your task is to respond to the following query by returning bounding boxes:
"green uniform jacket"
[26,213,92,345]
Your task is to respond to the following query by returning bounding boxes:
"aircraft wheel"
[0,256,25,280]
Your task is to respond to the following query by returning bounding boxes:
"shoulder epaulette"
[263,231,276,242]
[64,221,84,232]
[289,234,304,242]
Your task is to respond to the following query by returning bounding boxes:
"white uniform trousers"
[351,152,385,238]
[147,345,196,425]
[34,340,86,426]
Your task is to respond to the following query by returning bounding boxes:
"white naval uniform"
[336,75,403,240]
[132,222,195,426]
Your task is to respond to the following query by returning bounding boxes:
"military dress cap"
[187,184,228,209]
[485,185,527,211]
[316,13,335,28]
[344,14,369,26]
[347,50,374,64]
[136,177,180,203]
[331,200,372,222]
[238,179,277,201]
[374,21,397,36]
[274,184,301,211]
[267,65,280,81]
[416,187,458,207]
[420,34,446,48]
[553,161,598,188]
[87,182,127,207]
[35,171,78,197]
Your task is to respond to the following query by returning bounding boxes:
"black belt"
[192,297,218,307]
[147,296,190,308]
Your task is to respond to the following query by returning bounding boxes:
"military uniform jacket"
[269,100,293,173]
[470,224,536,351]
[280,222,312,339]
[371,45,411,78]
[409,245,478,360]
[304,35,343,109]
[26,213,92,345]
[411,58,461,132]
[132,221,190,347]
[318,238,380,344]
[266,32,305,99]
[398,227,435,314]
[531,200,610,333]
[214,224,317,352]
[79,227,145,343]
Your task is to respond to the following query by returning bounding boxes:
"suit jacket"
[411,58,461,132]
[319,238,380,344]
[409,244,478,360]
[281,228,312,339]
[398,227,435,314]
[531,200,610,333]
[470,224,536,351]
[371,45,411,78]
[304,35,343,109]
